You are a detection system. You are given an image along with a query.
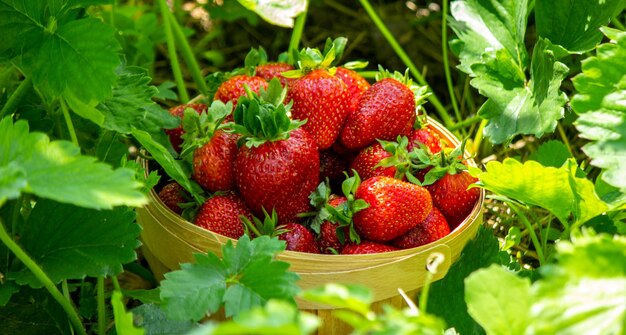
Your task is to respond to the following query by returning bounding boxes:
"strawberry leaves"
[0,1,121,107]
[0,117,146,209]
[571,30,626,194]
[450,0,569,144]
[159,235,299,321]
[8,199,141,287]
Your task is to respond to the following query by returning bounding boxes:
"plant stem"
[168,9,209,98]
[0,76,32,119]
[357,0,453,128]
[449,115,482,131]
[441,0,461,122]
[0,218,87,335]
[97,277,106,335]
[288,9,308,64]
[157,0,190,102]
[612,15,625,30]
[60,98,79,147]
[556,123,574,157]
[507,202,546,266]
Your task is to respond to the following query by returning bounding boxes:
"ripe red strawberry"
[232,79,320,221]
[279,223,320,253]
[426,171,479,230]
[214,75,268,112]
[340,70,424,151]
[411,141,480,229]
[335,67,370,113]
[341,241,398,254]
[165,103,207,152]
[353,176,432,242]
[255,62,295,86]
[194,191,253,239]
[349,141,396,181]
[287,69,350,149]
[391,207,450,249]
[407,126,443,154]
[157,181,188,214]
[179,101,237,193]
[318,196,349,253]
[319,149,350,185]
[192,130,239,192]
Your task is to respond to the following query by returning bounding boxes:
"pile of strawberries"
[157,39,480,255]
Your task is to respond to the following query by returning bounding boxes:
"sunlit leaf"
[0,117,146,209]
[465,265,531,335]
[571,31,626,193]
[471,158,608,225]
[237,0,307,28]
[112,291,145,335]
[535,0,625,53]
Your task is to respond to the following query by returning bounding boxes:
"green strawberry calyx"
[240,207,290,238]
[406,138,472,186]
[282,37,348,78]
[229,78,305,147]
[179,100,233,160]
[325,173,370,244]
[376,66,431,108]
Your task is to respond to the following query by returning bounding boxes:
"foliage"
[0,0,625,334]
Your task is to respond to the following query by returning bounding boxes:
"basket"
[136,117,484,334]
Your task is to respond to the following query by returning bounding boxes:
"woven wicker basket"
[136,117,484,334]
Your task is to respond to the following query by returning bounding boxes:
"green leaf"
[571,31,626,193]
[9,199,141,287]
[98,67,179,135]
[160,236,299,321]
[474,38,569,144]
[64,90,106,125]
[131,128,204,203]
[465,265,531,335]
[528,140,573,168]
[301,284,373,317]
[237,0,306,28]
[529,233,626,335]
[472,158,608,226]
[535,0,625,53]
[112,291,145,335]
[449,0,529,76]
[0,162,27,206]
[132,304,197,335]
[427,225,506,335]
[0,117,147,209]
[29,18,120,103]
[196,300,319,335]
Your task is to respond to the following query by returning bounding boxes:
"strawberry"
[335,67,370,113]
[339,69,429,151]
[232,79,320,221]
[179,101,237,193]
[279,223,320,253]
[165,103,207,152]
[192,130,239,192]
[214,74,268,115]
[317,196,349,253]
[255,62,295,86]
[391,207,450,249]
[287,69,350,149]
[194,191,253,239]
[319,149,350,186]
[241,209,320,253]
[341,241,398,254]
[157,181,188,214]
[407,124,443,154]
[353,176,432,242]
[426,171,479,230]
[411,141,480,229]
[349,141,396,181]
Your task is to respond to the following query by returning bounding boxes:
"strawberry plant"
[1,0,626,334]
